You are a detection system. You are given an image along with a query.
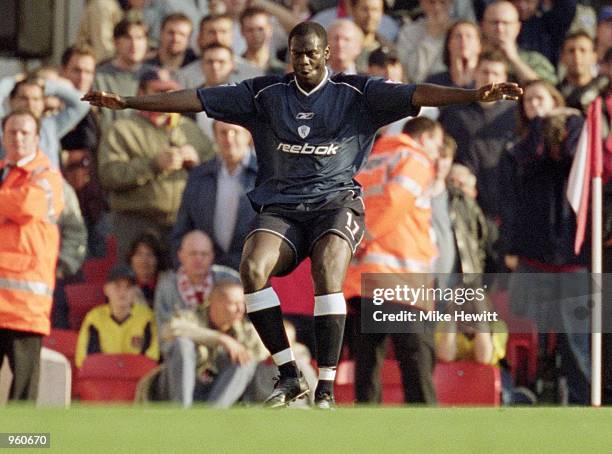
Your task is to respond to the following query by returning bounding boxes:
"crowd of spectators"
[0,0,610,407]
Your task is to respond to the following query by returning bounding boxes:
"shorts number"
[345,212,360,239]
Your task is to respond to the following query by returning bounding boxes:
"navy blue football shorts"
[246,190,365,274]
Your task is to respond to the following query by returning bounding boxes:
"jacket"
[0,150,64,335]
[499,113,587,265]
[98,114,215,227]
[171,154,258,270]
[344,134,437,309]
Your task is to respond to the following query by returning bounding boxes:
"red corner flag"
[567,97,603,255]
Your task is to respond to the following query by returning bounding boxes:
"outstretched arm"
[412,82,523,107]
[81,89,202,112]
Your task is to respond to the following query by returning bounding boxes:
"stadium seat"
[433,361,501,406]
[65,283,105,330]
[77,354,158,402]
[334,359,405,405]
[82,257,115,284]
[43,329,78,367]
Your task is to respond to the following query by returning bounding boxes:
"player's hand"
[218,334,252,365]
[477,82,523,103]
[81,91,127,110]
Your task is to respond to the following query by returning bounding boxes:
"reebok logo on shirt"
[276,142,339,156]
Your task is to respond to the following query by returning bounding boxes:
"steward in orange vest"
[344,130,438,310]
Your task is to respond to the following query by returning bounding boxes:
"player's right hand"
[81,91,127,110]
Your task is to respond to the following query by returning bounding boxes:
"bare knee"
[239,256,271,293]
[311,235,352,294]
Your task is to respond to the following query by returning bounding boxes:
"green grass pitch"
[0,406,611,453]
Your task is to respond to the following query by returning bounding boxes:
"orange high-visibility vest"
[0,151,64,335]
[344,134,437,305]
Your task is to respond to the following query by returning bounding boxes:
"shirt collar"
[294,67,329,97]
[9,152,37,168]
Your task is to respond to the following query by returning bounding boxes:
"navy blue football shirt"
[197,69,420,208]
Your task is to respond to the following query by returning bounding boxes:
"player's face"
[160,20,192,56]
[2,114,39,163]
[62,54,96,93]
[290,33,330,89]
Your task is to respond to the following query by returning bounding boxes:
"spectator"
[310,0,400,43]
[0,74,90,169]
[76,0,124,63]
[51,180,88,329]
[240,7,286,76]
[195,44,238,138]
[397,0,454,83]
[430,135,489,280]
[426,20,482,88]
[173,121,257,271]
[448,162,477,199]
[154,230,242,407]
[481,1,556,84]
[367,46,404,82]
[59,45,109,259]
[145,13,198,73]
[177,14,262,89]
[558,31,605,113]
[327,19,364,75]
[75,264,159,368]
[98,68,214,263]
[439,50,518,224]
[511,0,577,67]
[351,0,392,69]
[500,79,590,404]
[345,117,443,404]
[0,110,64,401]
[247,0,308,36]
[596,8,612,64]
[93,18,154,130]
[127,232,169,308]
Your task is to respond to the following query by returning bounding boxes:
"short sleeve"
[364,78,421,128]
[196,80,257,126]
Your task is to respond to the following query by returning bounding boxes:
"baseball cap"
[600,6,612,23]
[139,68,182,92]
[368,46,399,67]
[106,264,136,284]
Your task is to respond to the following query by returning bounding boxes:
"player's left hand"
[477,82,523,103]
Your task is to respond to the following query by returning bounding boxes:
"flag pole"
[590,98,603,407]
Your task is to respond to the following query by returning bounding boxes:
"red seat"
[77,354,158,402]
[82,257,115,284]
[65,283,105,330]
[333,359,405,405]
[271,259,314,315]
[43,329,78,367]
[433,361,501,406]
